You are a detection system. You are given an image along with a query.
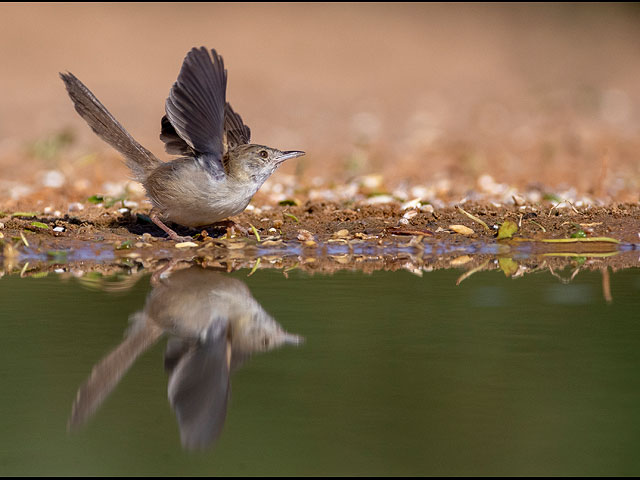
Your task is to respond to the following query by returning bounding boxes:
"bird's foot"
[169,233,195,243]
[150,211,194,243]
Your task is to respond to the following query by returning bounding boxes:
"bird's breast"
[147,166,259,227]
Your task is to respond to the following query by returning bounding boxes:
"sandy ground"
[1,4,640,199]
[0,4,639,276]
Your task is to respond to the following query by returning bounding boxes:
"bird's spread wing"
[160,115,192,156]
[166,323,231,450]
[223,102,251,150]
[160,102,251,156]
[165,47,227,177]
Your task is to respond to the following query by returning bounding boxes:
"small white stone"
[401,198,422,210]
[392,188,409,201]
[54,210,62,217]
[41,170,65,188]
[410,185,429,198]
[359,174,383,190]
[43,206,53,214]
[68,202,84,212]
[297,229,315,242]
[363,195,395,205]
[477,174,497,192]
[118,207,129,214]
[175,241,198,248]
[53,226,65,232]
[101,181,127,197]
[125,181,146,196]
[420,204,435,213]
[54,268,65,274]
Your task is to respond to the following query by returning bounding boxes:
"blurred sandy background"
[1,3,639,204]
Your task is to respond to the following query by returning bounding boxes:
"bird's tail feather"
[60,72,161,182]
[68,313,163,430]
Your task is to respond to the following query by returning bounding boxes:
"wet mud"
[2,200,638,283]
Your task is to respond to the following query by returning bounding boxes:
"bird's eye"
[259,150,268,159]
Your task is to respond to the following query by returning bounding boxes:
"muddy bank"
[1,199,638,282]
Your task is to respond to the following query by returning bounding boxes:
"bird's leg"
[150,258,179,286]
[150,210,193,242]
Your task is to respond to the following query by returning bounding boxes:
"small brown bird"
[61,47,304,241]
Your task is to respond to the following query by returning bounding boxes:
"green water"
[1,266,640,475]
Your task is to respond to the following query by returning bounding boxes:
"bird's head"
[225,145,305,186]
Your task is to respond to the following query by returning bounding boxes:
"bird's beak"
[282,332,305,346]
[275,150,305,164]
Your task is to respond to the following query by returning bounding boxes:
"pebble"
[174,241,198,248]
[420,204,435,213]
[359,174,383,190]
[402,209,418,220]
[401,198,422,210]
[333,229,350,238]
[53,226,65,232]
[449,225,475,236]
[126,181,146,196]
[297,229,315,242]
[41,170,65,188]
[68,202,84,212]
[363,195,395,205]
[261,240,283,247]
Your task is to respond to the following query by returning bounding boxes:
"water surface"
[1,265,640,475]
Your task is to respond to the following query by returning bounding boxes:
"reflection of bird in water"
[69,266,302,450]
